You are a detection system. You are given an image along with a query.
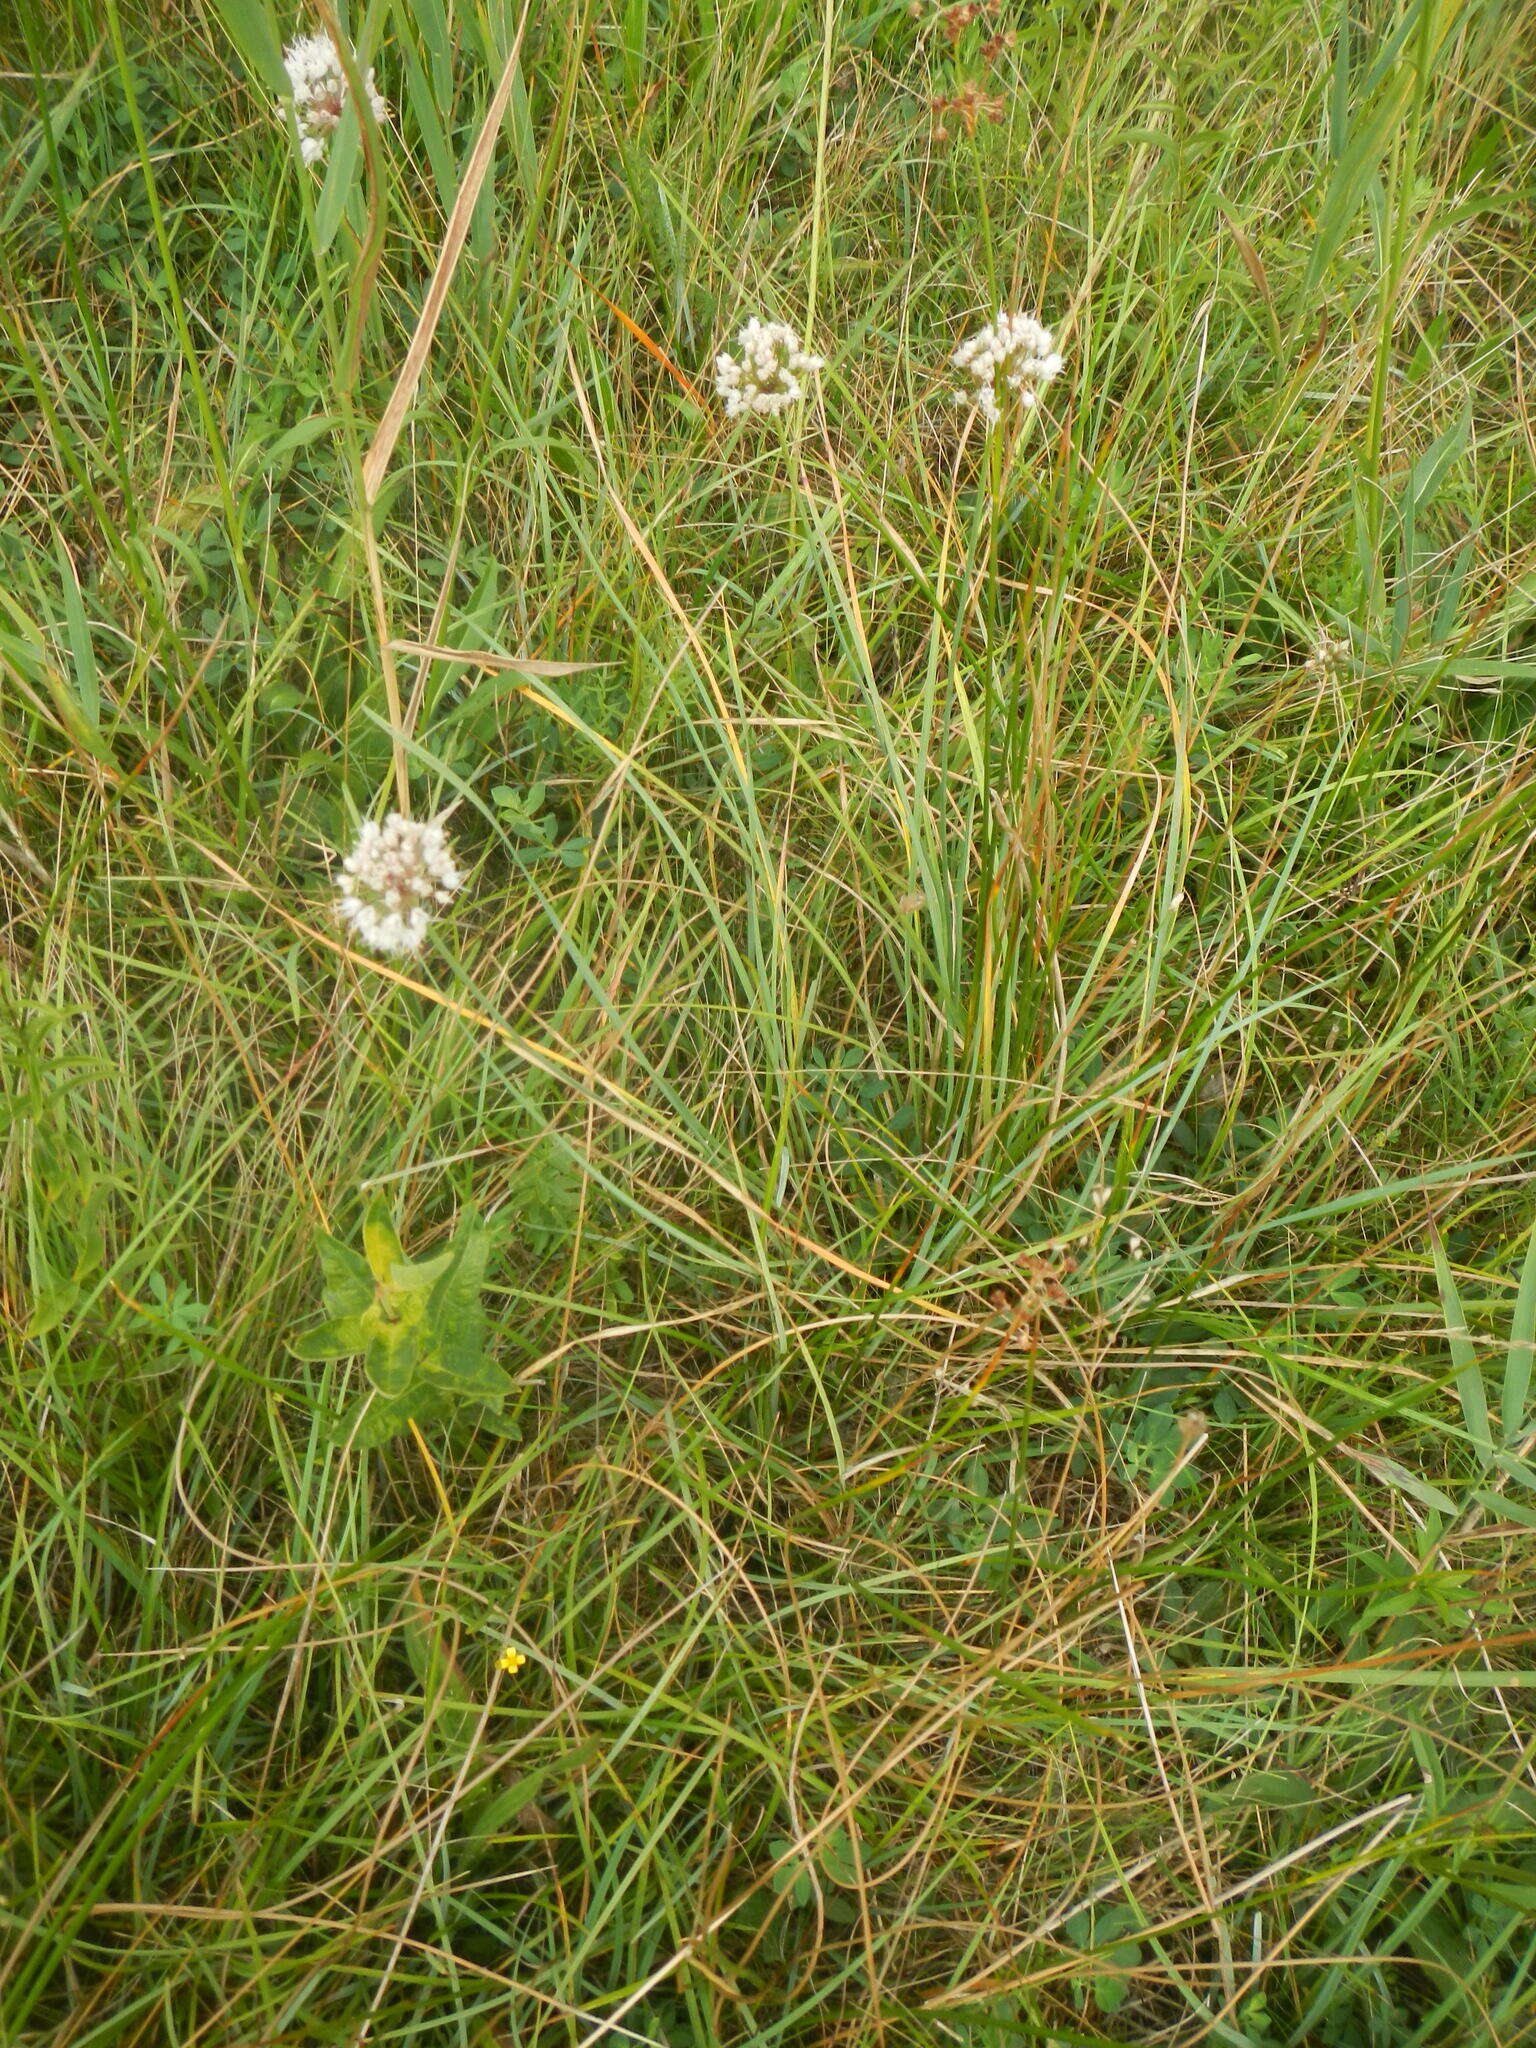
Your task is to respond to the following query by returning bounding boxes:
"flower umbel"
[951,310,1064,426]
[1305,629,1351,682]
[714,318,824,419]
[496,1647,527,1678]
[336,811,462,957]
[280,28,388,166]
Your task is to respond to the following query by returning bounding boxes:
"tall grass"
[4,0,1536,2040]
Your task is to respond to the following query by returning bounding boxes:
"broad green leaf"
[425,1350,510,1399]
[1227,1769,1320,1809]
[469,1401,519,1438]
[315,1232,373,1314]
[393,1247,457,1290]
[818,1823,860,1887]
[427,1213,492,1378]
[362,1200,405,1284]
[305,1204,507,1447]
[398,1589,477,1747]
[1355,1453,1459,1518]
[1093,1965,1134,2014]
[328,1386,416,1449]
[768,1842,814,1908]
[466,1736,604,1841]
[365,1325,418,1397]
[25,1277,79,1340]
[291,1315,369,1362]
[1398,407,1469,526]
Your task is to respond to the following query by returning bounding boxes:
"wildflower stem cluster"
[280,25,387,165]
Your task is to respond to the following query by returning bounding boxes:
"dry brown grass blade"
[359,0,533,506]
[389,638,607,677]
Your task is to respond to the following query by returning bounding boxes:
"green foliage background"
[4,0,1536,2040]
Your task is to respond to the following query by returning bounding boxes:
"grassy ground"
[4,0,1536,2041]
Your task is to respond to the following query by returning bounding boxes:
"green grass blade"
[1503,1221,1536,1447]
[1432,1227,1494,1471]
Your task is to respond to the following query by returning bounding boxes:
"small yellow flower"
[496,1646,527,1678]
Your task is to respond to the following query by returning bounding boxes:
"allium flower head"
[337,811,461,957]
[281,28,388,166]
[1305,629,1351,682]
[951,310,1064,426]
[714,318,824,419]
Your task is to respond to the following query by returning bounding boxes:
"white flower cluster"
[714,319,825,419]
[951,310,1064,426]
[337,812,461,957]
[1305,629,1351,682]
[280,29,387,166]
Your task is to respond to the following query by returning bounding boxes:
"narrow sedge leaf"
[207,0,288,92]
[0,45,102,238]
[1327,0,1350,161]
[1504,1221,1536,1446]
[360,21,532,501]
[312,107,362,258]
[1491,1448,1536,1493]
[1431,1228,1493,1470]
[1303,80,1411,296]
[55,538,99,727]
[1470,1488,1536,1531]
[390,31,456,216]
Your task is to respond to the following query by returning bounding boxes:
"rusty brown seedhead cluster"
[915,0,1017,141]
[931,80,1008,139]
[988,1250,1076,1340]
